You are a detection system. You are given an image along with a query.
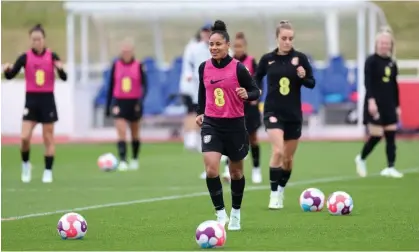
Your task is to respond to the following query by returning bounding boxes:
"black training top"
[105,58,148,114]
[364,53,399,110]
[255,48,315,123]
[3,49,67,81]
[197,55,261,131]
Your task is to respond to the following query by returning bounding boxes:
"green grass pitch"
[1,141,419,251]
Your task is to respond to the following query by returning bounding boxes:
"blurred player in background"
[105,38,148,171]
[255,21,315,209]
[221,32,262,184]
[355,27,403,179]
[3,24,67,183]
[196,20,260,230]
[180,23,212,154]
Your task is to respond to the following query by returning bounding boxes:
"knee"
[283,155,294,170]
[206,165,218,178]
[249,134,258,146]
[229,164,243,180]
[21,133,31,145]
[272,147,284,161]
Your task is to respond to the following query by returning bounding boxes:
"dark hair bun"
[213,20,227,32]
[34,23,43,29]
[236,32,245,39]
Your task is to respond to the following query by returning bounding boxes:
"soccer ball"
[97,153,118,171]
[327,191,354,215]
[57,212,88,239]
[195,220,226,248]
[299,188,325,212]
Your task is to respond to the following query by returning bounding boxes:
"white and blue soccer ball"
[97,153,118,171]
[299,188,325,212]
[195,220,226,249]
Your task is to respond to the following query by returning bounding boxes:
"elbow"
[303,79,315,89]
[4,73,13,80]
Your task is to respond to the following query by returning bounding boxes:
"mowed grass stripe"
[2,167,418,222]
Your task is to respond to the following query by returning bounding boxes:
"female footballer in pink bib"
[3,24,67,184]
[105,39,148,171]
[195,20,260,231]
[220,32,262,184]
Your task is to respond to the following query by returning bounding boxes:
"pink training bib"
[203,59,244,118]
[25,49,55,92]
[113,60,143,99]
[241,55,255,75]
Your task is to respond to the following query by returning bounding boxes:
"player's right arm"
[105,62,117,117]
[364,55,378,116]
[196,61,206,126]
[254,54,268,96]
[3,53,26,80]
[181,42,195,82]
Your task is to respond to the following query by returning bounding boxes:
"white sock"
[194,131,202,152]
[278,186,285,193]
[270,191,278,197]
[184,132,196,149]
[231,208,240,215]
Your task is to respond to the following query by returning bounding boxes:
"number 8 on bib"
[214,88,225,107]
[35,70,45,86]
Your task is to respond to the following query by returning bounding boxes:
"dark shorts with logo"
[245,104,261,135]
[112,98,143,122]
[23,92,58,123]
[201,118,249,162]
[263,112,302,140]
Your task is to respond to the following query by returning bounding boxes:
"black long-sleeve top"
[105,58,148,113]
[364,54,399,110]
[255,48,315,123]
[196,55,260,131]
[3,49,67,81]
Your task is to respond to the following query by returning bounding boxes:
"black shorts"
[201,125,249,162]
[363,107,398,126]
[23,93,58,123]
[263,113,302,140]
[245,104,261,135]
[112,99,143,122]
[183,95,198,114]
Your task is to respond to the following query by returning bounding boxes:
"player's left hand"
[54,61,64,69]
[297,66,306,78]
[236,87,248,100]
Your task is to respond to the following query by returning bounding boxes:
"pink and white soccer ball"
[57,212,88,239]
[327,191,354,215]
[299,188,325,212]
[195,220,226,248]
[97,153,118,171]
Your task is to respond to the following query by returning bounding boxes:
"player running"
[196,20,260,231]
[255,21,315,209]
[355,28,403,178]
[105,38,148,171]
[3,24,67,183]
[221,32,262,184]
